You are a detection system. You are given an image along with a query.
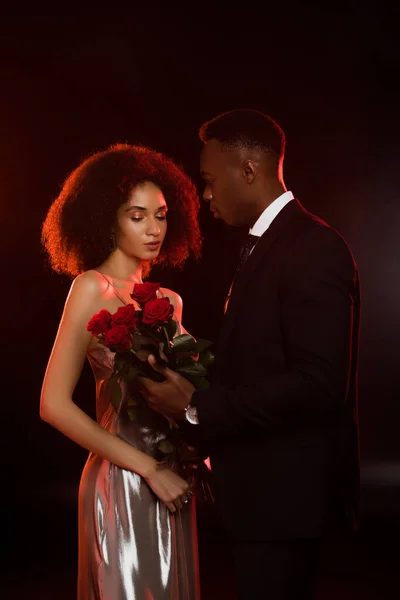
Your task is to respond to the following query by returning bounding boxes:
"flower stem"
[163,326,170,350]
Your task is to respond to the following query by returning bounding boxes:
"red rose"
[111,304,138,332]
[130,282,160,305]
[142,297,174,325]
[104,324,132,352]
[87,309,112,336]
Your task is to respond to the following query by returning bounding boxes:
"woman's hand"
[144,463,193,513]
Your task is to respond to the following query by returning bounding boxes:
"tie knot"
[224,233,260,313]
[240,233,259,257]
[246,233,259,246]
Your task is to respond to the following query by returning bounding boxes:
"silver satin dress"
[78,341,201,600]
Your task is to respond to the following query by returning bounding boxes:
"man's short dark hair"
[199,108,286,161]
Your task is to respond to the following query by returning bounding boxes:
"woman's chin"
[144,249,161,258]
[135,249,161,262]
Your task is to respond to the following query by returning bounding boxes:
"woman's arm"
[40,272,190,511]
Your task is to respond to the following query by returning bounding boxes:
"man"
[141,109,360,599]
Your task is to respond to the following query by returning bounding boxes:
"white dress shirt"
[249,191,294,238]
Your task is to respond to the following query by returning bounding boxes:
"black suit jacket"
[192,199,360,542]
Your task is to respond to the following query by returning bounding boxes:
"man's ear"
[242,160,257,184]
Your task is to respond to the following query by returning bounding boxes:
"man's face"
[200,139,253,227]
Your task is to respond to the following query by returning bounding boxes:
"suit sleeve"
[192,224,358,440]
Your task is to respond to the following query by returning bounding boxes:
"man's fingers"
[136,376,154,392]
[148,354,165,372]
[145,356,185,390]
[147,396,160,409]
[147,397,173,418]
[148,355,176,381]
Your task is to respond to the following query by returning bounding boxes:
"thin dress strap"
[96,271,182,334]
[97,272,128,306]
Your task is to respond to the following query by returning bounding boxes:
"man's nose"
[203,186,212,202]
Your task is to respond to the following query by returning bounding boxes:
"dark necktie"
[224,233,259,313]
[236,233,259,273]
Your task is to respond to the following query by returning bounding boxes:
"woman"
[40,143,203,599]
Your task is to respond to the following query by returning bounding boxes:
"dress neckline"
[93,270,143,285]
[95,271,130,306]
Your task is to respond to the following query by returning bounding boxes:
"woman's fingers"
[167,502,176,513]
[174,497,183,510]
[167,490,194,512]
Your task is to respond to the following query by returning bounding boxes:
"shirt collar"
[249,191,294,237]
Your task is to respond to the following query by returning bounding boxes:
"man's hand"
[139,355,195,419]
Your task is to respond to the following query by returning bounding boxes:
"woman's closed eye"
[130,213,167,222]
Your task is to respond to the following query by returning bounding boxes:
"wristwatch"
[185,403,199,425]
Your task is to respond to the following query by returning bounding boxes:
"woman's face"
[115,181,168,260]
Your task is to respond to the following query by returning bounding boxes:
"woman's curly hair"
[42,144,202,278]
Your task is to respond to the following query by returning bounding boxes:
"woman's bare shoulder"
[160,287,183,308]
[159,287,183,323]
[66,270,110,306]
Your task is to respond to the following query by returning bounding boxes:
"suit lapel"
[217,200,305,354]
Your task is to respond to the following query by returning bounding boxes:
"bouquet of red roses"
[86,282,214,419]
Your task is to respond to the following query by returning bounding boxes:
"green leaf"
[172,334,197,353]
[113,353,127,375]
[127,407,136,421]
[177,362,208,378]
[165,318,178,340]
[132,331,158,353]
[108,376,122,412]
[193,339,213,353]
[175,355,196,369]
[126,364,141,382]
[192,376,210,391]
[139,323,163,343]
[177,370,210,391]
[198,349,215,368]
[132,390,146,404]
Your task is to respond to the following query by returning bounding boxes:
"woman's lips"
[145,242,161,250]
